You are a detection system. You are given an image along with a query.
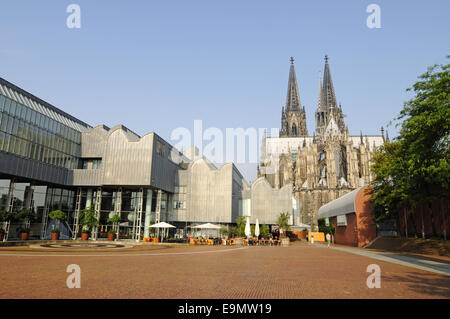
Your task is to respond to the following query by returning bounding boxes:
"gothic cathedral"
[258,56,386,231]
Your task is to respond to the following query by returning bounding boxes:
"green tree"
[16,208,37,223]
[235,216,246,237]
[219,226,229,237]
[228,226,238,238]
[0,210,13,223]
[318,218,334,235]
[107,214,121,236]
[369,58,450,238]
[276,212,291,237]
[49,210,67,233]
[80,207,99,233]
[260,224,270,237]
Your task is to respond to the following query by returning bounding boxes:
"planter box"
[281,237,290,246]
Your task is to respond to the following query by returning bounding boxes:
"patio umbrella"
[255,219,260,238]
[192,223,221,238]
[245,217,251,238]
[192,223,221,229]
[149,222,176,242]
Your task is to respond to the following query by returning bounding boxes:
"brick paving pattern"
[0,242,448,299]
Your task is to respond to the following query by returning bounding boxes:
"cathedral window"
[292,123,297,136]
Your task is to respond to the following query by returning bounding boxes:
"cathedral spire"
[317,71,323,110]
[322,55,338,113]
[280,57,308,137]
[286,57,301,111]
[316,55,346,137]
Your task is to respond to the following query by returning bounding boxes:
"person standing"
[326,233,331,247]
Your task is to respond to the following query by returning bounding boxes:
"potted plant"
[49,210,67,240]
[276,212,291,246]
[17,208,37,227]
[19,227,30,240]
[107,214,121,241]
[80,207,99,241]
[107,229,116,241]
[81,225,90,240]
[0,228,4,241]
[51,228,60,240]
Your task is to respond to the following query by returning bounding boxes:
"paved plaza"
[0,242,448,299]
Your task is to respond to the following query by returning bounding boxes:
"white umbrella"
[192,223,221,238]
[149,222,176,242]
[149,222,176,229]
[192,223,221,229]
[255,219,260,238]
[245,217,251,238]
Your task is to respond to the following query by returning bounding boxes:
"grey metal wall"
[250,178,293,225]
[73,126,186,194]
[0,151,72,185]
[73,125,153,187]
[179,158,234,223]
[149,134,186,193]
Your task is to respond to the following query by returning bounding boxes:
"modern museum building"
[0,77,298,241]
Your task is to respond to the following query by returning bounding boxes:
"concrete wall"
[250,178,293,225]
[178,158,234,223]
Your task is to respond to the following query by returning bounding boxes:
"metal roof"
[317,186,363,219]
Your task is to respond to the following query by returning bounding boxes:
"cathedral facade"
[258,56,386,231]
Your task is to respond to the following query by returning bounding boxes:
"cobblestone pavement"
[0,242,449,299]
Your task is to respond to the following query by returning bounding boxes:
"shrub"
[49,210,67,222]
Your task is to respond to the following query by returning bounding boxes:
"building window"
[173,201,186,210]
[156,140,166,157]
[174,186,187,194]
[81,158,102,170]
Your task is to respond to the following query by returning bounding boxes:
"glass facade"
[0,82,88,169]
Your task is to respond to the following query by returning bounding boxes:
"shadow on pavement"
[382,271,450,298]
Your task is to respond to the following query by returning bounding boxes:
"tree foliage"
[318,218,334,235]
[49,210,67,222]
[276,212,291,235]
[80,206,99,232]
[235,216,246,237]
[370,58,450,225]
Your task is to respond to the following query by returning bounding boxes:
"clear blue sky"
[1,0,449,182]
